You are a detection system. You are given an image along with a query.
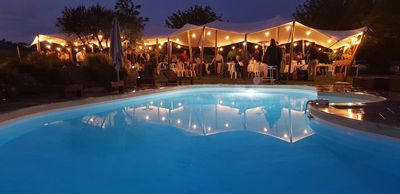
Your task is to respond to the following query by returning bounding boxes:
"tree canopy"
[56,0,147,49]
[165,5,221,29]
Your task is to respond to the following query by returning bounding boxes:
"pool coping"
[0,84,316,126]
[2,84,398,139]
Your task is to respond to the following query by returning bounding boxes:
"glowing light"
[82,47,86,51]
[207,127,212,131]
[242,42,247,46]
[48,40,52,44]
[284,134,289,138]
[225,36,230,40]
[219,47,223,51]
[75,48,79,52]
[304,130,309,134]
[192,124,197,129]
[89,44,93,48]
[148,47,152,50]
[263,128,268,132]
[177,45,182,49]
[225,123,229,128]
[207,31,211,36]
[56,47,61,51]
[176,38,180,42]
[231,102,235,105]
[67,48,71,51]
[61,43,65,47]
[74,42,78,46]
[149,101,153,105]
[192,33,196,38]
[294,43,298,47]
[306,31,311,36]
[158,45,162,49]
[285,26,291,31]
[265,32,270,36]
[318,48,322,51]
[178,102,182,106]
[161,117,166,121]
[159,102,163,106]
[219,100,223,104]
[46,45,51,49]
[231,46,236,50]
[145,115,150,120]
[254,45,259,49]
[138,46,143,50]
[144,43,148,46]
[177,119,181,124]
[327,39,332,44]
[333,50,337,53]
[306,42,310,46]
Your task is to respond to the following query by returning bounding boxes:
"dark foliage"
[165,5,221,29]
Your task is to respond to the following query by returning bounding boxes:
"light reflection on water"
[82,92,314,143]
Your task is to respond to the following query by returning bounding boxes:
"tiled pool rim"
[0,84,397,138]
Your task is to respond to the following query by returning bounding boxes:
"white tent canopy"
[31,16,366,51]
[142,16,367,50]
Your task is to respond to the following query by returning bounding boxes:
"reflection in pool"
[0,87,399,194]
[81,92,313,143]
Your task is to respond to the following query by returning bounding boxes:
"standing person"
[212,52,224,77]
[265,39,283,83]
[181,50,188,62]
[307,42,318,81]
[76,49,86,66]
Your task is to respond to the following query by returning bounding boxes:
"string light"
[219,47,223,51]
[242,42,247,46]
[46,45,51,49]
[176,38,180,42]
[306,42,310,46]
[148,47,152,50]
[327,39,332,44]
[254,45,259,49]
[177,45,181,49]
[207,31,211,36]
[263,128,268,132]
[306,31,311,36]
[231,46,236,50]
[176,119,181,124]
[56,47,61,51]
[265,32,270,37]
[138,46,143,50]
[74,42,78,46]
[285,26,291,31]
[225,36,230,40]
[67,48,71,51]
[294,43,298,46]
[192,33,196,38]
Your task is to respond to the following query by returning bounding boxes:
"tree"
[114,0,148,47]
[293,0,400,73]
[56,6,92,44]
[165,5,221,29]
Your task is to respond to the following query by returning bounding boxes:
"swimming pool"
[0,86,399,194]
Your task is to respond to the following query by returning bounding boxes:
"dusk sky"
[0,0,303,43]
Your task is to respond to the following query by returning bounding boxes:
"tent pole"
[16,45,21,62]
[214,29,218,75]
[187,31,193,62]
[244,34,248,58]
[302,40,305,56]
[276,28,280,44]
[346,32,365,81]
[289,21,296,74]
[200,27,205,63]
[155,38,159,66]
[36,34,41,52]
[167,37,171,68]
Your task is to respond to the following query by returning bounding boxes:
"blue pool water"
[0,87,399,194]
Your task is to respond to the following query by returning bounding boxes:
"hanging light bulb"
[231,46,236,50]
[207,31,211,36]
[225,36,230,40]
[192,33,196,38]
[306,31,312,36]
[265,32,270,37]
[285,26,291,31]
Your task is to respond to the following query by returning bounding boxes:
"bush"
[82,53,128,87]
